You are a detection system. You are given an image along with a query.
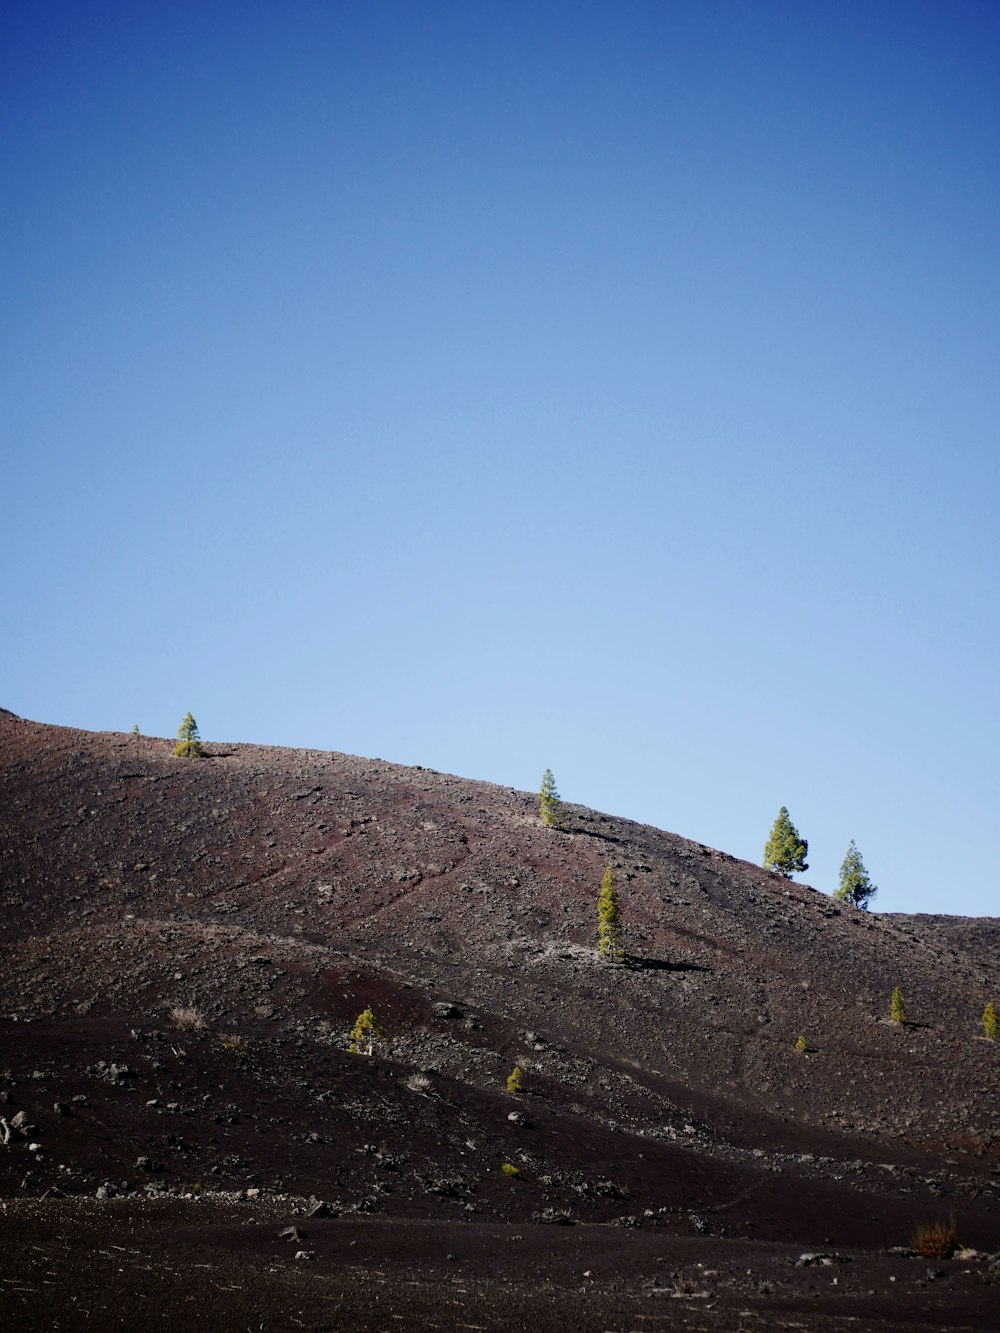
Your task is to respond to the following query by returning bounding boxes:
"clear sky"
[3,1,998,916]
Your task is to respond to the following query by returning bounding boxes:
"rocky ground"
[1,709,998,1330]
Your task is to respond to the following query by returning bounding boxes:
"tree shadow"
[575,826,626,846]
[625,955,709,973]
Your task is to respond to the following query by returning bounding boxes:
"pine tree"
[794,1035,808,1053]
[890,986,906,1025]
[762,806,808,877]
[834,841,877,910]
[349,1006,383,1055]
[539,769,566,829]
[172,712,202,759]
[506,1065,524,1094]
[597,865,623,962]
[130,724,140,736]
[983,1001,997,1041]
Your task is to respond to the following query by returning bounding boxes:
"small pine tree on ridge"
[539,769,566,829]
[834,841,877,910]
[762,806,808,878]
[173,712,203,759]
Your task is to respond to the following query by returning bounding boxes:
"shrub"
[506,1065,524,1094]
[794,1035,808,1053]
[501,1162,520,1178]
[890,987,906,1025]
[171,1005,205,1030]
[912,1214,958,1259]
[349,1007,383,1055]
[172,712,203,758]
[673,1274,708,1297]
[983,1001,997,1041]
[219,1033,246,1054]
[597,866,623,962]
[539,769,566,829]
[404,1072,432,1094]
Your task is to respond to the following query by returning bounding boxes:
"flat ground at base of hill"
[2,1199,998,1332]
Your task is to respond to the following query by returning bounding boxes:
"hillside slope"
[1,711,998,1329]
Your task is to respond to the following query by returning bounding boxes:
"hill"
[1,711,997,1330]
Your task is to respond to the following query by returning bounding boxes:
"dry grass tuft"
[912,1214,958,1259]
[170,1005,205,1031]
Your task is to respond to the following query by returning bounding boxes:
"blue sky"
[3,1,998,916]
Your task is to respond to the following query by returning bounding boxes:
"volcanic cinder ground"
[1,709,998,1331]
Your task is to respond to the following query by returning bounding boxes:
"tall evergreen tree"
[597,865,623,962]
[762,806,808,877]
[983,1001,997,1041]
[834,841,877,910]
[890,986,906,1025]
[172,712,202,759]
[539,768,566,829]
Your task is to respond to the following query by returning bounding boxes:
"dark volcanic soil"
[1,711,998,1330]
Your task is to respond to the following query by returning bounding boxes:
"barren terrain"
[1,709,997,1330]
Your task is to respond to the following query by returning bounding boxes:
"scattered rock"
[87,1061,135,1084]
